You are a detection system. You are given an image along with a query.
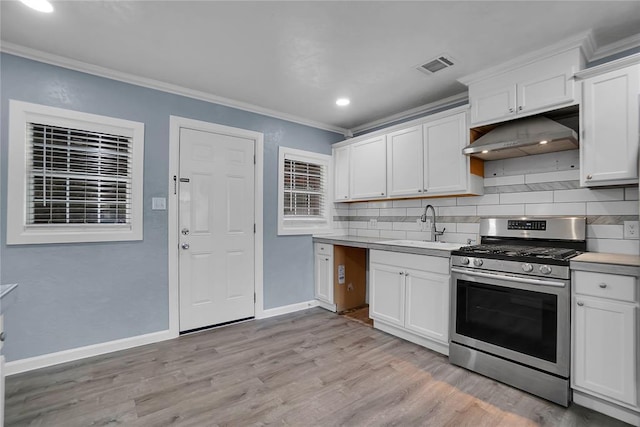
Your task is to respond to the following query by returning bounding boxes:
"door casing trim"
[168,116,264,336]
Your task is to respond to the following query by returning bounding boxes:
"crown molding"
[590,32,640,62]
[458,30,595,85]
[0,41,348,135]
[575,52,640,79]
[350,92,469,135]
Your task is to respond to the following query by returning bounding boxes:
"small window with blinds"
[7,100,144,244]
[28,123,132,225]
[278,147,332,235]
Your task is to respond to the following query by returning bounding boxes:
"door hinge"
[254,292,256,303]
[253,155,256,165]
[254,223,256,233]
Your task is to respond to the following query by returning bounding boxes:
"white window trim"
[6,100,145,244]
[277,146,333,236]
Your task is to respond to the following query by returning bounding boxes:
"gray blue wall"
[0,53,343,362]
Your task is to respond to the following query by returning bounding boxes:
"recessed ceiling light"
[20,0,54,13]
[539,140,548,145]
[481,150,489,154]
[336,98,350,107]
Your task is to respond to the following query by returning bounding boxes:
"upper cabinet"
[463,47,585,127]
[387,125,424,197]
[333,145,350,201]
[578,59,640,186]
[333,106,483,203]
[349,135,387,200]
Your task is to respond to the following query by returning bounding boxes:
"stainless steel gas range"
[449,217,586,407]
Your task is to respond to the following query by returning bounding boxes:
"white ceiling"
[1,1,640,133]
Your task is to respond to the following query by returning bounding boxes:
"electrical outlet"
[369,218,378,229]
[624,221,639,239]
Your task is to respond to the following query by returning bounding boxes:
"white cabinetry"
[333,106,482,203]
[370,250,450,355]
[572,268,639,425]
[333,145,350,201]
[423,112,470,195]
[387,125,423,197]
[314,243,335,311]
[350,135,387,200]
[579,61,640,186]
[465,48,583,126]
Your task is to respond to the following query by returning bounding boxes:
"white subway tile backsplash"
[421,197,457,207]
[379,208,407,217]
[587,224,624,239]
[392,199,423,208]
[375,222,393,230]
[587,238,639,255]
[349,221,368,229]
[484,175,525,187]
[500,191,553,204]
[586,201,639,216]
[367,200,394,209]
[438,205,477,216]
[357,208,380,217]
[554,188,624,203]
[350,202,369,209]
[456,194,500,206]
[477,204,525,216]
[525,202,586,216]
[625,187,639,201]
[407,207,426,216]
[525,169,580,184]
[406,231,430,241]
[393,221,422,231]
[456,223,480,234]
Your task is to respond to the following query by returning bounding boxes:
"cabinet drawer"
[574,271,637,302]
[314,243,333,256]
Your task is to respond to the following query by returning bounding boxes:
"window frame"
[7,100,145,244]
[277,146,332,236]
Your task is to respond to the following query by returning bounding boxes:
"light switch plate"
[152,197,166,210]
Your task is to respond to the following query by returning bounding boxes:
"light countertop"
[313,235,463,257]
[571,253,640,276]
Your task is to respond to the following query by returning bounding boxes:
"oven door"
[450,267,570,377]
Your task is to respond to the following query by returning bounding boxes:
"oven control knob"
[473,258,483,267]
[460,257,470,265]
[539,265,552,275]
[522,263,534,273]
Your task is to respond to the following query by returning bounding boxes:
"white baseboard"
[5,329,176,376]
[257,300,319,319]
[573,390,640,426]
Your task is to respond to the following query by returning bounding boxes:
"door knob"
[181,228,190,235]
[181,243,190,250]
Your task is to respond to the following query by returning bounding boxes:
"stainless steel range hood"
[462,115,578,161]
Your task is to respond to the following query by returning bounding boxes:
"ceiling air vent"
[417,54,455,75]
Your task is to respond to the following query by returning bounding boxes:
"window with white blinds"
[7,100,145,244]
[28,123,132,225]
[278,147,332,235]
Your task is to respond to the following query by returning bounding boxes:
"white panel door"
[573,295,637,406]
[387,125,424,197]
[581,64,640,185]
[404,268,450,343]
[370,262,404,327]
[350,135,387,199]
[423,112,468,195]
[314,252,333,303]
[179,127,255,331]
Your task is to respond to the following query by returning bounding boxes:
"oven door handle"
[451,267,566,288]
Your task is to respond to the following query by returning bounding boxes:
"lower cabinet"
[314,243,335,311]
[370,250,450,355]
[571,269,640,426]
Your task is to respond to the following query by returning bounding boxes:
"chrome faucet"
[420,204,445,242]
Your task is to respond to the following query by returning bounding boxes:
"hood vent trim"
[462,115,578,161]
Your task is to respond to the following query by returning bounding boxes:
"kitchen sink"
[377,240,463,251]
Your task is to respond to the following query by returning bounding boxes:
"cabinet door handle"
[405,272,410,277]
[381,192,385,196]
[599,283,607,288]
[509,107,514,113]
[518,106,523,111]
[586,174,593,180]
[399,272,404,275]
[577,301,584,306]
[418,189,422,193]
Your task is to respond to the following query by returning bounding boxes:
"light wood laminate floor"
[5,308,629,426]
